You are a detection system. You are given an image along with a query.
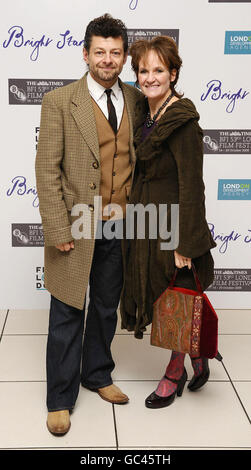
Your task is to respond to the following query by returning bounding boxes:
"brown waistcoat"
[92,99,132,219]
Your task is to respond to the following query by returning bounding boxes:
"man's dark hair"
[84,13,128,53]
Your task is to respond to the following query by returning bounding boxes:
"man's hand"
[56,241,75,252]
[174,250,192,269]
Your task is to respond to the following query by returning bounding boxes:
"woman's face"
[138,50,176,102]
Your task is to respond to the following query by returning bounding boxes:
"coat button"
[89,182,96,190]
[88,204,94,212]
[92,161,99,169]
[111,189,115,194]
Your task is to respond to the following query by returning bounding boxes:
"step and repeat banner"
[0,0,250,309]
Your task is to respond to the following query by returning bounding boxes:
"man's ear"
[83,48,89,65]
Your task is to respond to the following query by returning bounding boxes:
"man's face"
[83,35,128,88]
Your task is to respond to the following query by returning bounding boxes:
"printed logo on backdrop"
[3,26,84,61]
[36,267,46,290]
[9,79,75,105]
[35,127,39,151]
[201,80,249,113]
[129,0,139,9]
[6,176,38,208]
[225,31,251,54]
[207,269,251,292]
[209,223,251,254]
[127,29,179,50]
[12,224,44,247]
[203,130,251,154]
[3,21,172,62]
[218,180,251,200]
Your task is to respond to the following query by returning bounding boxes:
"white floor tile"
[114,381,251,449]
[0,382,116,448]
[0,330,229,384]
[219,335,251,380]
[217,310,251,334]
[1,308,250,450]
[111,334,228,381]
[4,309,49,335]
[0,335,46,381]
[234,382,251,421]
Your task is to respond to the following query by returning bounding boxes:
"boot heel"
[188,357,210,391]
[177,368,187,397]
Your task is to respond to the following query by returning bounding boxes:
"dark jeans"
[46,221,123,412]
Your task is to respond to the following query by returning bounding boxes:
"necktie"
[105,89,117,134]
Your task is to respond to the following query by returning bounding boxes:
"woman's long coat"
[120,97,216,338]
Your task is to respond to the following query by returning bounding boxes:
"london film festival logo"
[127,29,179,50]
[201,80,249,113]
[225,31,251,54]
[203,130,251,154]
[36,267,46,290]
[207,269,251,292]
[218,179,251,200]
[12,224,44,247]
[9,79,75,105]
[35,127,39,151]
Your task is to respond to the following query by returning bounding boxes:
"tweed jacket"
[35,73,141,309]
[120,97,217,338]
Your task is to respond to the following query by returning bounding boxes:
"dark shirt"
[141,120,158,141]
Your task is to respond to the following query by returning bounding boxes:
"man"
[35,13,141,435]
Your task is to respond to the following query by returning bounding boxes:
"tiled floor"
[0,308,251,450]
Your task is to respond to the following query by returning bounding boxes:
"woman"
[120,36,217,409]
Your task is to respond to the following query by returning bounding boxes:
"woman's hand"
[174,250,192,269]
[56,241,75,252]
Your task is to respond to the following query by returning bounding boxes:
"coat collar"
[70,73,100,161]
[70,73,136,164]
[133,97,200,160]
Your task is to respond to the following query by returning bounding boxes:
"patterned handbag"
[151,264,218,358]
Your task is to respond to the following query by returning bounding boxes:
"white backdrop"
[0,0,251,309]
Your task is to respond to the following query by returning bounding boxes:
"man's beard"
[92,66,120,83]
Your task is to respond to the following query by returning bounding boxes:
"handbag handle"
[169,262,203,294]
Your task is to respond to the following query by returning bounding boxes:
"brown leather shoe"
[97,384,129,404]
[47,410,71,436]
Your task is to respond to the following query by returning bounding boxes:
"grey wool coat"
[35,73,141,310]
[120,97,217,338]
